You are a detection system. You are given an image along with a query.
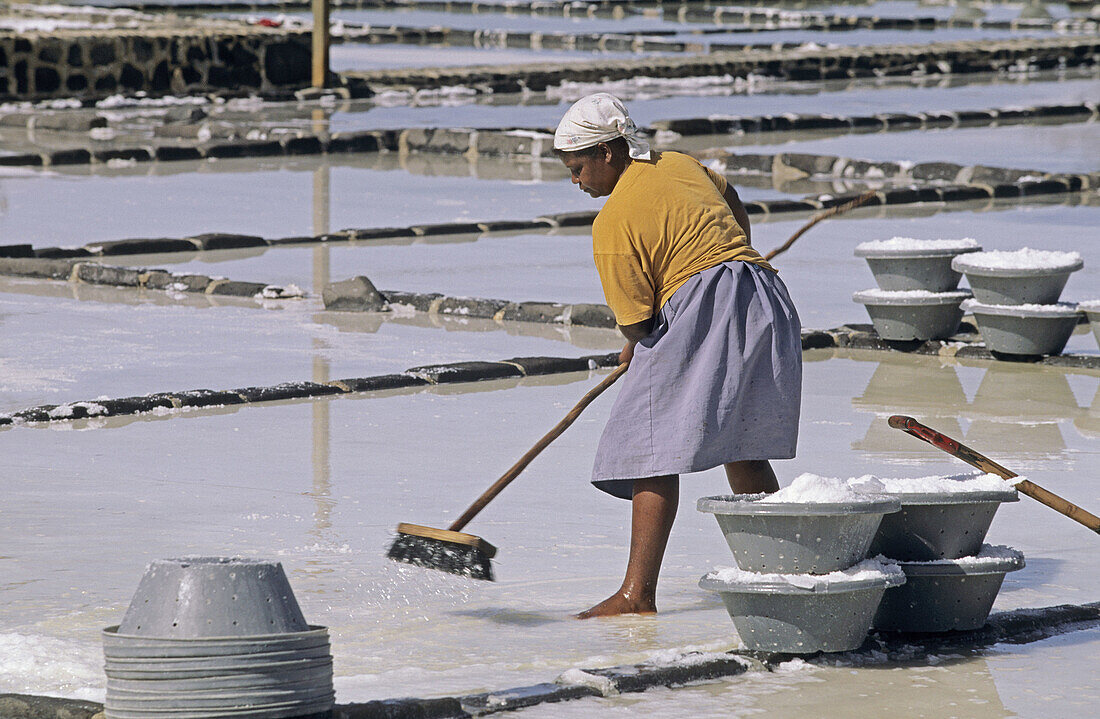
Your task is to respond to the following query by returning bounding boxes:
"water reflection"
[965,419,1067,457]
[967,364,1082,423]
[1073,386,1100,440]
[851,357,968,454]
[316,309,621,351]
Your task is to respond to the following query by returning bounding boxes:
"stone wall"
[0,28,311,102]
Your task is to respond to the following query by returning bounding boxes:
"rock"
[334,374,430,393]
[186,233,267,251]
[163,106,208,124]
[93,238,199,256]
[323,276,389,312]
[500,356,593,375]
[0,692,102,719]
[406,362,524,384]
[437,296,509,318]
[0,244,34,258]
[496,302,569,324]
[75,263,143,287]
[567,303,617,328]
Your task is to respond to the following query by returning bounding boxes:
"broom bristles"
[387,530,495,581]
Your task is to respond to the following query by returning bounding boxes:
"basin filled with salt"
[855,473,1019,561]
[697,474,900,574]
[852,289,972,341]
[699,558,906,653]
[951,248,1083,306]
[961,299,1083,357]
[854,237,981,292]
[873,545,1025,633]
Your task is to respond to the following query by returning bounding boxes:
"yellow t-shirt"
[593,150,774,326]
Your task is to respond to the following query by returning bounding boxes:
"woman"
[555,93,803,618]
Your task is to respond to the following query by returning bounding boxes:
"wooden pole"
[311,0,330,89]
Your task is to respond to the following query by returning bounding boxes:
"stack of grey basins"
[866,477,1025,633]
[852,237,980,341]
[103,557,334,719]
[696,489,903,654]
[953,248,1086,357]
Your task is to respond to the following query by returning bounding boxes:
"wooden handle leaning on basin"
[888,414,1100,535]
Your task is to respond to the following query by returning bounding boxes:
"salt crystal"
[955,247,1082,271]
[704,557,905,590]
[856,237,979,252]
[768,473,877,503]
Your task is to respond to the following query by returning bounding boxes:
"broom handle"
[447,363,630,532]
[888,415,1100,534]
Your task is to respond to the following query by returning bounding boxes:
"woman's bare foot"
[575,591,656,619]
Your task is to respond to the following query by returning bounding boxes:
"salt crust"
[1079,300,1100,311]
[899,543,1023,567]
[704,557,905,591]
[961,299,1082,316]
[761,471,1018,506]
[854,288,971,301]
[847,471,1018,495]
[768,473,887,503]
[954,247,1083,271]
[856,236,979,252]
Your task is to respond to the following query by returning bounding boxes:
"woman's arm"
[722,183,751,244]
[617,317,654,364]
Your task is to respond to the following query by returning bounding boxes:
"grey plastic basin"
[103,627,331,659]
[1082,302,1100,349]
[104,558,333,719]
[700,571,905,653]
[952,253,1083,305]
[118,557,309,639]
[855,243,980,292]
[853,289,971,341]
[963,300,1083,356]
[868,489,1019,561]
[872,549,1025,632]
[697,495,900,573]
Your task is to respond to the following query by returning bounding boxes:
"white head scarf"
[553,93,651,160]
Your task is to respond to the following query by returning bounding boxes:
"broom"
[387,363,629,580]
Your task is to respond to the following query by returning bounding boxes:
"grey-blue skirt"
[592,260,802,499]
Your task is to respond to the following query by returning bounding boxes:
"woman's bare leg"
[724,460,779,494]
[576,475,679,619]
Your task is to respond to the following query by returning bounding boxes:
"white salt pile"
[899,544,1024,567]
[767,473,875,503]
[961,299,1082,316]
[853,289,971,301]
[954,247,1083,271]
[847,471,1019,495]
[856,237,980,253]
[703,557,905,591]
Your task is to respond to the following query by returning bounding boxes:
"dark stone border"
[3,314,1097,428]
[341,36,1100,94]
[328,14,1098,57]
[3,600,1097,718]
[1,100,1094,170]
[4,163,1095,262]
[0,353,621,428]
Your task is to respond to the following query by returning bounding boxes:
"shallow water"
[1,353,1097,708]
[2,3,1099,715]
